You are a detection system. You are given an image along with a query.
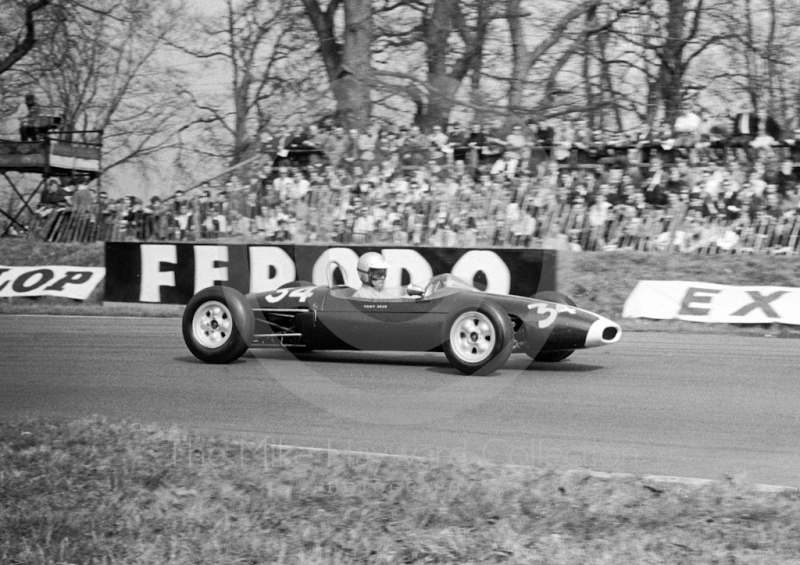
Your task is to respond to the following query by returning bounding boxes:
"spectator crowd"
[27,105,800,254]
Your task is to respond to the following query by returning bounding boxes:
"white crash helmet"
[356,252,389,285]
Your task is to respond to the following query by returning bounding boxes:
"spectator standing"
[428,124,451,163]
[788,128,800,165]
[503,124,527,176]
[587,193,611,248]
[529,119,555,158]
[174,203,194,240]
[19,94,41,142]
[401,125,429,168]
[447,123,469,163]
[551,118,573,164]
[673,103,702,148]
[775,158,797,197]
[351,207,370,243]
[570,120,592,165]
[244,190,258,221]
[256,164,275,206]
[342,128,362,170]
[643,159,668,207]
[323,125,349,169]
[191,196,205,240]
[390,218,408,244]
[128,198,146,240]
[147,197,170,241]
[259,129,280,162]
[225,179,246,218]
[748,168,767,198]
[172,189,186,214]
[358,125,379,166]
[305,124,328,167]
[374,129,397,164]
[272,167,294,204]
[198,184,214,234]
[72,179,94,237]
[273,125,293,164]
[466,124,487,170]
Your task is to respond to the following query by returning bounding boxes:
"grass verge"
[3,417,800,564]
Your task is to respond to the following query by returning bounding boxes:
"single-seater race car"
[182,260,621,375]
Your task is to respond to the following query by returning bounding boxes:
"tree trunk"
[507,0,526,110]
[418,74,461,130]
[765,0,777,117]
[416,0,456,128]
[658,0,688,127]
[337,0,372,129]
[302,0,372,129]
[743,0,759,111]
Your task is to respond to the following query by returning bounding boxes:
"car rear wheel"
[182,286,254,364]
[528,291,576,363]
[443,301,513,375]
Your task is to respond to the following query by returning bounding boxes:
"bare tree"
[176,0,321,165]
[15,0,198,174]
[715,0,800,126]
[632,0,733,125]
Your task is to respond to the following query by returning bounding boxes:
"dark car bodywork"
[247,273,620,357]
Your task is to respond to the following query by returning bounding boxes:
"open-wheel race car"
[182,260,621,375]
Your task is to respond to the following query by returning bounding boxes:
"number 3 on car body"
[527,302,576,329]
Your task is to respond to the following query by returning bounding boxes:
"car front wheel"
[443,301,513,375]
[182,286,254,364]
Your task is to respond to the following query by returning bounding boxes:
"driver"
[353,252,392,299]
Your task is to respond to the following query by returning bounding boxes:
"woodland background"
[1,0,799,197]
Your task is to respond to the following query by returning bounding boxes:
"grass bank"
[3,417,799,564]
[1,240,799,335]
[0,240,178,317]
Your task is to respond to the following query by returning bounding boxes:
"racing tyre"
[183,286,255,364]
[529,291,576,363]
[443,301,514,375]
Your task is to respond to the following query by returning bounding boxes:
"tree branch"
[0,0,52,76]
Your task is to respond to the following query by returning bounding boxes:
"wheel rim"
[449,311,496,364]
[192,300,233,349]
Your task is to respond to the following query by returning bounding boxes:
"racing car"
[182,260,621,375]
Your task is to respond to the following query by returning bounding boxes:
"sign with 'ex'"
[622,280,800,326]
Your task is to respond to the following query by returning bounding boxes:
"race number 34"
[264,286,315,303]
[528,303,576,328]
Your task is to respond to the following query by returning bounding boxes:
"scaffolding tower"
[0,129,102,237]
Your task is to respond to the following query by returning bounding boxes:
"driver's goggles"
[369,269,387,280]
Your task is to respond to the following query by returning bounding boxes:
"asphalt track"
[2,315,800,487]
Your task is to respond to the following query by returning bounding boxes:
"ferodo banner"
[0,266,105,300]
[623,280,800,326]
[104,243,557,304]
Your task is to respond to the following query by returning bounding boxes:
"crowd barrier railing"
[21,201,800,256]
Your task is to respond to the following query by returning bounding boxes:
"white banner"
[622,281,800,326]
[0,266,105,300]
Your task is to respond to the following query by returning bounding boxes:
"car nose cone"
[585,317,622,348]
